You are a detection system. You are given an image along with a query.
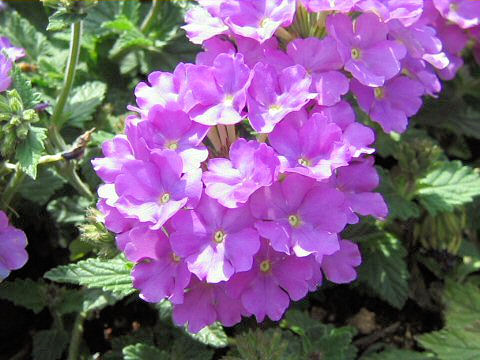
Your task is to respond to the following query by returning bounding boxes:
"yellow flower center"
[298,157,311,167]
[167,141,178,150]
[269,104,283,116]
[171,253,181,263]
[160,193,171,204]
[214,230,227,244]
[224,95,234,107]
[374,87,385,100]
[351,48,361,60]
[288,214,301,228]
[260,259,272,273]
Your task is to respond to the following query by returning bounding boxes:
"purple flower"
[0,211,28,280]
[327,13,406,87]
[0,53,12,92]
[321,239,361,283]
[187,53,252,125]
[173,279,247,333]
[138,105,209,172]
[402,56,441,95]
[226,241,314,322]
[302,0,359,12]
[286,37,349,106]
[182,6,229,45]
[433,0,480,29]
[250,174,346,257]
[220,0,296,43]
[351,76,424,133]
[311,100,357,130]
[247,63,316,133]
[132,63,195,117]
[170,195,260,283]
[269,111,350,180]
[129,226,191,304]
[203,138,279,208]
[92,135,135,183]
[0,37,26,61]
[196,37,236,66]
[335,157,388,224]
[355,0,424,27]
[114,150,202,229]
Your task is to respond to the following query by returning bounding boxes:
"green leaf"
[62,81,107,128]
[225,329,290,360]
[47,10,87,31]
[0,11,54,60]
[47,195,91,225]
[443,280,480,330]
[0,278,48,314]
[417,327,480,360]
[11,67,42,109]
[377,168,420,221]
[363,348,435,359]
[416,161,480,215]
[186,322,228,348]
[171,334,215,360]
[15,126,47,179]
[44,255,135,296]
[122,343,168,360]
[32,329,69,360]
[57,288,124,315]
[357,228,409,309]
[19,167,66,205]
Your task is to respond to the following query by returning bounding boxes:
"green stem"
[1,166,25,211]
[140,0,160,33]
[67,311,87,360]
[51,21,82,128]
[63,163,93,199]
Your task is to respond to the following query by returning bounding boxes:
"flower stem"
[140,0,160,33]
[51,21,82,128]
[1,166,25,211]
[207,127,222,153]
[67,311,87,360]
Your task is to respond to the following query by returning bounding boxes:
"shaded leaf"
[0,278,48,314]
[19,167,66,205]
[122,343,168,360]
[32,329,68,360]
[186,322,228,348]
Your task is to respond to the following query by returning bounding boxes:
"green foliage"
[224,329,291,360]
[0,278,48,314]
[10,67,42,108]
[19,167,66,205]
[363,348,435,359]
[186,322,228,348]
[415,161,480,215]
[15,126,47,179]
[355,225,410,309]
[47,10,87,32]
[44,255,135,296]
[56,287,123,315]
[122,343,169,360]
[32,329,69,360]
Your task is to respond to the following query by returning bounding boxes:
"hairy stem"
[51,21,82,128]
[140,0,160,33]
[67,311,87,360]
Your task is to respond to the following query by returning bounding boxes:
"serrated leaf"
[47,195,91,225]
[363,348,435,359]
[186,322,228,348]
[44,255,135,296]
[57,288,123,315]
[443,280,480,330]
[0,11,54,60]
[416,161,480,215]
[62,81,107,128]
[0,278,48,313]
[19,167,66,205]
[225,329,291,360]
[358,229,409,309]
[377,168,420,221]
[15,126,47,179]
[47,10,87,31]
[122,343,168,360]
[417,327,480,360]
[11,67,42,109]
[32,329,69,360]
[171,334,215,360]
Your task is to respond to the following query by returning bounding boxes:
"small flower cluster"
[0,36,25,93]
[0,211,28,281]
[93,0,479,332]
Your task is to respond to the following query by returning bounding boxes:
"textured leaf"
[363,348,435,359]
[418,328,480,360]
[416,161,480,215]
[11,67,42,109]
[443,280,480,330]
[15,126,47,179]
[32,329,68,360]
[122,343,168,360]
[187,322,228,348]
[225,329,290,360]
[44,255,135,296]
[0,278,48,314]
[57,288,123,315]
[19,167,66,205]
[171,334,215,360]
[47,10,87,32]
[358,229,409,309]
[47,195,91,225]
[62,81,107,128]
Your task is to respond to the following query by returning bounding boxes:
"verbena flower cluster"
[93,0,479,332]
[0,210,28,281]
